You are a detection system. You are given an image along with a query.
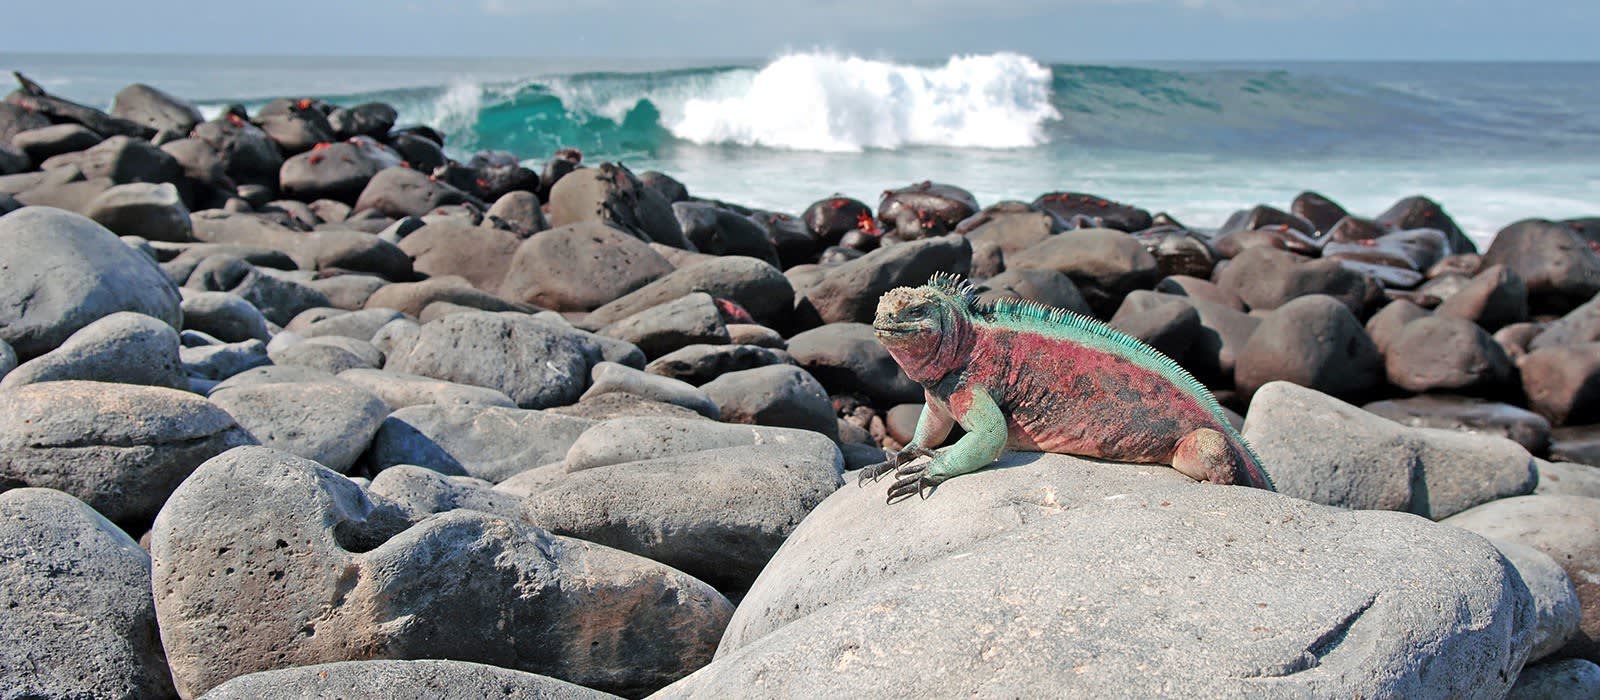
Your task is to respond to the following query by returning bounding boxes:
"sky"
[6,0,1599,62]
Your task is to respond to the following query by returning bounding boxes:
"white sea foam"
[661,51,1060,152]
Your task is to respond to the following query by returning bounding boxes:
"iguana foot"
[886,460,936,504]
[857,445,937,486]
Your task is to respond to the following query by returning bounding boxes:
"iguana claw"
[886,460,934,504]
[857,446,937,487]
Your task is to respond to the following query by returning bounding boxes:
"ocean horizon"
[5,51,1597,245]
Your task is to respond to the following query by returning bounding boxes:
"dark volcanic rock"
[1364,395,1552,456]
[191,113,283,188]
[353,166,477,218]
[12,123,103,161]
[1434,264,1528,332]
[1132,227,1217,279]
[1109,293,1202,364]
[498,221,675,312]
[1032,191,1151,232]
[1234,295,1384,402]
[786,323,923,405]
[876,181,979,241]
[279,142,390,204]
[111,83,202,134]
[586,256,793,328]
[398,220,520,293]
[0,488,177,699]
[1009,228,1160,318]
[328,102,398,140]
[0,380,254,525]
[1376,195,1474,255]
[1520,344,1600,427]
[1365,299,1431,356]
[1290,190,1349,233]
[1384,316,1515,395]
[1215,246,1381,315]
[799,234,972,325]
[1530,294,1600,352]
[802,195,875,248]
[672,201,777,263]
[253,98,336,154]
[547,163,683,248]
[972,268,1092,316]
[645,344,795,386]
[84,181,193,242]
[0,207,182,361]
[1482,219,1600,316]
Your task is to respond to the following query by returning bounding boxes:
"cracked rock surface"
[660,452,1536,699]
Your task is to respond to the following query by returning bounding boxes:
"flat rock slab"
[337,368,516,410]
[665,452,1534,699]
[528,438,842,594]
[0,381,254,525]
[152,447,733,698]
[198,659,618,699]
[1244,381,1537,520]
[1,488,177,699]
[384,311,602,409]
[209,378,388,473]
[365,404,595,483]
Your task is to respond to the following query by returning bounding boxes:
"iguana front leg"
[858,396,955,486]
[887,386,1007,503]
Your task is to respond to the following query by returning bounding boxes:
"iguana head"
[873,275,975,384]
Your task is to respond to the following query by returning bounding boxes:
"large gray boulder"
[209,378,388,473]
[152,447,731,698]
[579,362,718,419]
[785,322,923,405]
[561,417,837,474]
[0,381,254,525]
[659,452,1533,699]
[0,311,186,391]
[336,368,516,410]
[1243,381,1538,520]
[585,256,793,328]
[526,435,843,592]
[700,364,840,441]
[1444,494,1600,662]
[364,404,595,483]
[180,291,272,343]
[198,660,617,700]
[384,311,604,409]
[0,488,177,699]
[0,207,182,360]
[799,234,971,325]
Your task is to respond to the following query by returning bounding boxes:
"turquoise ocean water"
[5,52,1597,245]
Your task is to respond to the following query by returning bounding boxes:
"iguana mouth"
[873,322,924,337]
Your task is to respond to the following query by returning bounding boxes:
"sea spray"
[665,52,1061,152]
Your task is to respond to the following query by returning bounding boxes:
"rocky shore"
[1,74,1598,699]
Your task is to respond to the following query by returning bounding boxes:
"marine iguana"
[862,272,1275,502]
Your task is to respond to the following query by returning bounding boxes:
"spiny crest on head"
[924,271,981,310]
